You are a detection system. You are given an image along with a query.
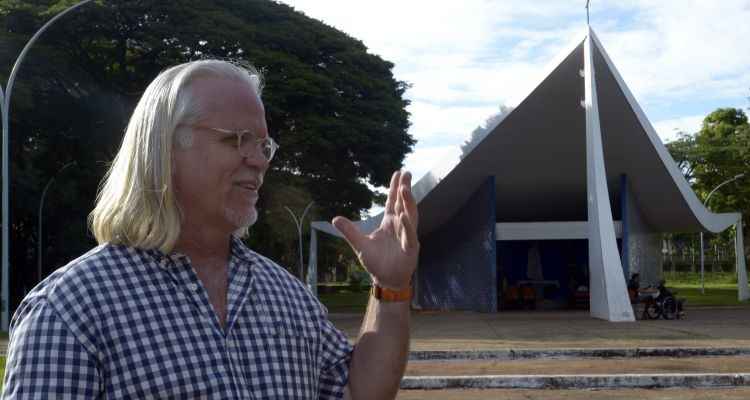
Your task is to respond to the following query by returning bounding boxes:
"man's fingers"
[399,172,418,229]
[401,187,418,231]
[399,212,419,251]
[397,172,419,250]
[332,216,367,255]
[384,170,401,215]
[399,170,412,188]
[395,188,404,217]
[395,171,410,217]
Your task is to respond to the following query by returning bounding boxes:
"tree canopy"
[460,104,513,158]
[0,0,414,308]
[666,107,750,256]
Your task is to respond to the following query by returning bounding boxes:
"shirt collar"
[141,247,189,270]
[229,236,257,266]
[143,237,257,270]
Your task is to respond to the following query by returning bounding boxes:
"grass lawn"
[665,271,750,307]
[318,273,749,313]
[669,284,749,307]
[663,271,738,286]
[319,287,370,313]
[1,334,6,392]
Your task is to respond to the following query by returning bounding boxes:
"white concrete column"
[584,30,635,322]
[736,218,749,301]
[307,227,318,297]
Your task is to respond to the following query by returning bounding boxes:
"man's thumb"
[332,216,366,253]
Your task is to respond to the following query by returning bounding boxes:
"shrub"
[348,264,372,292]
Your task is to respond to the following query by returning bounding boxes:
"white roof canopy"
[414,29,738,238]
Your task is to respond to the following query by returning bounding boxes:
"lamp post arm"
[38,161,77,216]
[284,206,304,279]
[3,0,94,114]
[699,172,744,297]
[284,202,314,281]
[300,201,314,225]
[2,0,94,332]
[37,161,76,283]
[704,173,745,207]
[38,177,58,218]
[284,206,301,231]
[37,177,56,283]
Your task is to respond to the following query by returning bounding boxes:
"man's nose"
[242,146,270,169]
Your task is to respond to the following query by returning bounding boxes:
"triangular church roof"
[315,29,739,239]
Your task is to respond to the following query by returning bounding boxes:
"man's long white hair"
[89,59,263,253]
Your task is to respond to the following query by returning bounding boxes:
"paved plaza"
[332,306,750,398]
[331,307,750,350]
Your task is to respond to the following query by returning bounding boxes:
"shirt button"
[189,283,199,291]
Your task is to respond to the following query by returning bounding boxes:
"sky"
[278,0,750,208]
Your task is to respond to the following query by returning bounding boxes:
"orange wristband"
[371,283,412,302]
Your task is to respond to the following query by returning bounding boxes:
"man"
[3,60,419,399]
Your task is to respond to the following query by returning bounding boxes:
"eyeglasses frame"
[184,124,279,162]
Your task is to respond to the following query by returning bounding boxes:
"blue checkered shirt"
[2,237,353,399]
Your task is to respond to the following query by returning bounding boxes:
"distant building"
[310,28,748,322]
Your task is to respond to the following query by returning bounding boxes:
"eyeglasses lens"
[237,133,276,161]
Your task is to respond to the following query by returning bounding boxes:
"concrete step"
[402,354,750,390]
[406,355,750,376]
[396,387,750,400]
[409,347,750,361]
[400,373,750,390]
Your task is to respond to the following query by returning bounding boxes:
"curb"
[400,373,750,390]
[409,347,750,361]
[4,346,748,361]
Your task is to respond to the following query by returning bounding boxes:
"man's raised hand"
[332,171,419,290]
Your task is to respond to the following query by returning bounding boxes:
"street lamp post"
[1,0,93,330]
[38,161,76,282]
[284,202,314,281]
[700,173,745,294]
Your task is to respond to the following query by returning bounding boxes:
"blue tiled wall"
[417,177,497,312]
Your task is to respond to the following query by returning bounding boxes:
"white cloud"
[596,0,750,103]
[408,101,498,144]
[367,144,461,217]
[279,0,750,198]
[280,0,750,110]
[652,115,704,143]
[281,0,492,63]
[402,145,462,184]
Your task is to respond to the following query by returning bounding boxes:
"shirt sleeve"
[2,298,102,399]
[317,311,354,400]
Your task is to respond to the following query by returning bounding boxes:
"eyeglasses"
[188,125,279,162]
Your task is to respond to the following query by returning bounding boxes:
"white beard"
[225,205,258,230]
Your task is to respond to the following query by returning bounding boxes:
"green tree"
[665,108,750,272]
[460,104,513,158]
[665,109,750,221]
[692,109,749,221]
[666,131,698,183]
[1,0,414,310]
